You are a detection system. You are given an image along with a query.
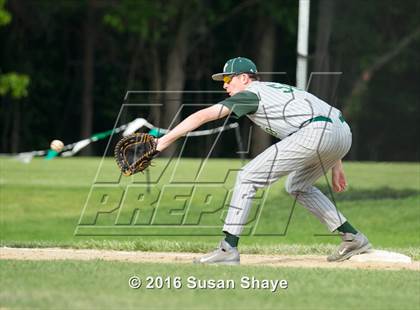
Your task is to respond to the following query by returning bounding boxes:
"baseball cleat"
[327,232,372,262]
[194,240,240,265]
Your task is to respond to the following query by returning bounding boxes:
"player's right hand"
[332,165,347,192]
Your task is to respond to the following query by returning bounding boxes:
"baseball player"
[155,57,371,264]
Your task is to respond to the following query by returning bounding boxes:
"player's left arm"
[332,160,347,192]
[156,104,230,152]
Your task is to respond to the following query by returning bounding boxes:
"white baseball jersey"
[220,81,343,139]
[219,81,352,236]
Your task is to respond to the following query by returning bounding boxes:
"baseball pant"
[223,118,352,236]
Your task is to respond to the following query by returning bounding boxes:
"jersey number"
[267,83,298,94]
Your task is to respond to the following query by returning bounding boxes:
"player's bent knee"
[287,190,299,198]
[236,169,253,184]
[284,182,295,195]
[285,182,306,196]
[234,170,266,191]
[285,183,316,197]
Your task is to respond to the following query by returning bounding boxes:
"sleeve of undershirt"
[217,91,260,118]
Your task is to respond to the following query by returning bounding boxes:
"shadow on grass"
[316,185,420,201]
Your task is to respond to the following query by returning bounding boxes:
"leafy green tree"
[0,0,30,100]
[329,0,420,160]
[0,0,10,25]
[0,72,29,98]
[0,0,417,161]
[0,0,30,153]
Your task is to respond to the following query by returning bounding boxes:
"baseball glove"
[114,133,159,176]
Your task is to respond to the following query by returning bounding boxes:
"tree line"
[1,0,419,161]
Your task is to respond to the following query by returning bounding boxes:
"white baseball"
[50,139,64,152]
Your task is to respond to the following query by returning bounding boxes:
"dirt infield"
[1,247,418,270]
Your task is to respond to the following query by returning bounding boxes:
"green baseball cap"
[212,57,258,81]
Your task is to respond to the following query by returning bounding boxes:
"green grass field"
[1,157,419,309]
[1,260,419,310]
